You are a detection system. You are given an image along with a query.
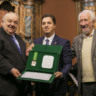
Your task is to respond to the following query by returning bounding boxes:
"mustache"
[8,25,15,29]
[81,25,88,28]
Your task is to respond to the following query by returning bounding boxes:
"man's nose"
[44,23,49,26]
[80,21,86,25]
[11,22,15,26]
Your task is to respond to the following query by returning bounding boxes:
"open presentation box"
[18,44,62,83]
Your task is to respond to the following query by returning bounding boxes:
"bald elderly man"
[0,12,32,96]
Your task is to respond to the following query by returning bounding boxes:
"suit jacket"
[71,30,96,95]
[34,34,72,95]
[0,27,29,96]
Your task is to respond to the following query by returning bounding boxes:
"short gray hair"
[2,12,19,22]
[78,10,96,21]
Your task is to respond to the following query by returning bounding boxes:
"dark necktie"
[45,39,49,45]
[11,36,22,54]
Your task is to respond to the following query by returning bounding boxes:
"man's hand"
[26,43,34,56]
[11,68,21,78]
[54,71,63,78]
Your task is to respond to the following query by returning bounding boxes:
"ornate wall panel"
[19,0,35,47]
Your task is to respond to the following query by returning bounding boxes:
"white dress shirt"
[43,33,55,45]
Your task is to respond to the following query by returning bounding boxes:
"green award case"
[18,44,62,83]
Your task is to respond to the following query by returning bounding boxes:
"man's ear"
[93,19,96,29]
[1,22,3,26]
[54,25,56,29]
[93,19,96,24]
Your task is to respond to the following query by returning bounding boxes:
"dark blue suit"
[34,34,72,96]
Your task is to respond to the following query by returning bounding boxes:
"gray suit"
[71,30,96,95]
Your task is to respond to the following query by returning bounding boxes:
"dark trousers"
[35,82,66,96]
[68,84,77,96]
[82,82,96,96]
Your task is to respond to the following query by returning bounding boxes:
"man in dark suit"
[0,12,32,96]
[34,14,72,96]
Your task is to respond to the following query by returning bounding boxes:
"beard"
[82,28,91,35]
[81,25,92,36]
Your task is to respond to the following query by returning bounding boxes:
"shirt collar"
[44,33,55,41]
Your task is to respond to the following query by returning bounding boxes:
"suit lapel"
[91,30,96,58]
[4,31,23,57]
[78,34,84,53]
[39,36,45,44]
[9,35,26,62]
[16,36,26,62]
[51,35,58,45]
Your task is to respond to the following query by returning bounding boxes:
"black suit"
[0,27,31,96]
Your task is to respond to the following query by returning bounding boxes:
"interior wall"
[41,0,77,44]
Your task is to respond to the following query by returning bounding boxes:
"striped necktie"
[11,36,22,54]
[45,39,49,45]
